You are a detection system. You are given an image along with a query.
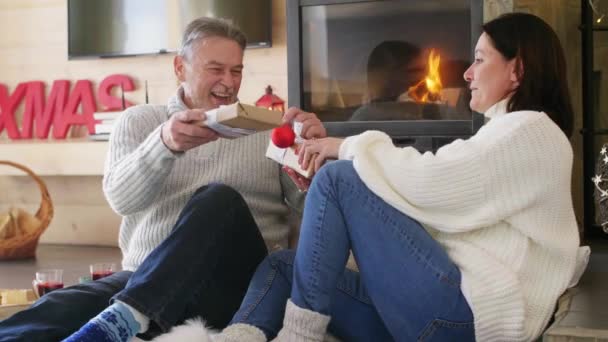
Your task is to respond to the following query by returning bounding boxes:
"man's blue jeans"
[0,184,268,342]
[231,161,474,341]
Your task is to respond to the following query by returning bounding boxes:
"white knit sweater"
[339,100,588,341]
[103,90,291,271]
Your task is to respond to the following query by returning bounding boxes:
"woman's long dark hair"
[483,13,573,137]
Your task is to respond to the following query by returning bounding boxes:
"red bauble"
[271,124,296,148]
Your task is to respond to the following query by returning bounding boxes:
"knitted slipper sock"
[212,323,267,342]
[271,299,330,342]
[62,301,142,342]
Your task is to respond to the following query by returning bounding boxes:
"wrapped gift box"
[266,142,314,179]
[0,289,36,320]
[204,102,283,138]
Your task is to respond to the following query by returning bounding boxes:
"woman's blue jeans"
[0,184,268,342]
[231,161,474,341]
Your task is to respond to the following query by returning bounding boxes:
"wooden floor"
[1,241,608,340]
[0,244,122,289]
[543,239,608,339]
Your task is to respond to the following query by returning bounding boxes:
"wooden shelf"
[0,139,108,176]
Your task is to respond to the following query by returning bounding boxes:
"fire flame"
[407,49,443,103]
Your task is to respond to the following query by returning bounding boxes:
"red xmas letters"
[0,74,134,139]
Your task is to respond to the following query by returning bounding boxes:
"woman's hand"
[298,137,344,173]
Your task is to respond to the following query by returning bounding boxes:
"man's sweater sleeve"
[103,107,178,216]
[337,113,567,233]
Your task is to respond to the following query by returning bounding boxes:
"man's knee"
[192,183,243,204]
[187,183,250,217]
[185,183,259,239]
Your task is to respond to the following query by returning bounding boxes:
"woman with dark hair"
[155,12,589,342]
[480,13,574,136]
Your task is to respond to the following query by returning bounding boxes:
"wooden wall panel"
[484,0,514,21]
[513,0,584,230]
[0,175,121,246]
[0,0,287,246]
[0,0,288,112]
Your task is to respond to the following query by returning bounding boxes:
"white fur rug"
[143,318,342,342]
[146,318,215,342]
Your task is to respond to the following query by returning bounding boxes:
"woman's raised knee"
[311,160,360,193]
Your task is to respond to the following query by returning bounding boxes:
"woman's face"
[463,33,520,113]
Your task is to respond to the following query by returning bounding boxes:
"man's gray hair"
[179,17,247,60]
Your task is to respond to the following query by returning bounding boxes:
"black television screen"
[68,0,272,59]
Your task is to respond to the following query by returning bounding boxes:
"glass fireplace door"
[300,0,475,124]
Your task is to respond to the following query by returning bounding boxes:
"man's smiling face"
[175,36,244,111]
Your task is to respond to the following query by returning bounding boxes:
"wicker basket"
[0,161,53,260]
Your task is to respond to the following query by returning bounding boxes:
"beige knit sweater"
[103,90,293,271]
[339,99,588,341]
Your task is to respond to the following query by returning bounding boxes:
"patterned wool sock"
[116,300,150,333]
[62,301,141,342]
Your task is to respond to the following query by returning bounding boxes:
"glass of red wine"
[33,269,64,297]
[90,263,116,280]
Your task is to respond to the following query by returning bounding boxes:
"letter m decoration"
[21,80,70,139]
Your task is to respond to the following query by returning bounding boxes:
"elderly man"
[0,17,325,342]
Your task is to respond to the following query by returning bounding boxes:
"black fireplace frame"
[287,0,485,150]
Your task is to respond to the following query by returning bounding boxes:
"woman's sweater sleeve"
[338,112,570,233]
[102,106,179,216]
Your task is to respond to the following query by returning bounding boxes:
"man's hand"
[282,107,327,139]
[161,109,219,152]
[298,137,344,173]
[283,166,312,192]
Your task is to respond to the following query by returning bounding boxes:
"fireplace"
[287,0,484,150]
